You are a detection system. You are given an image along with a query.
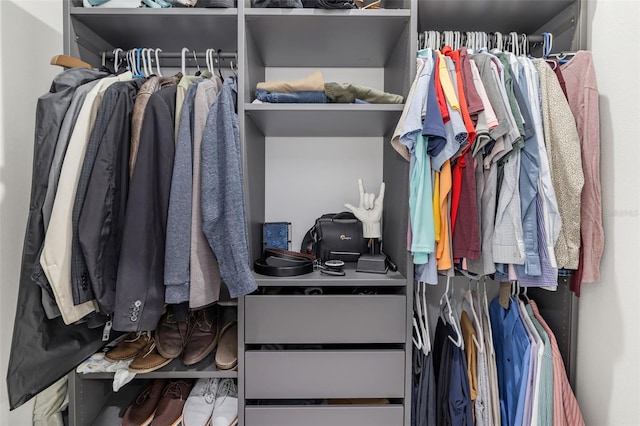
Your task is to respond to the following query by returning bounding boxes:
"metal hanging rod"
[102,50,237,60]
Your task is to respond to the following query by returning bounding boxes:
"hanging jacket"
[201,77,258,298]
[114,85,177,332]
[7,68,108,410]
[77,79,145,314]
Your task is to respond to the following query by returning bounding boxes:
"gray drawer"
[245,404,404,426]
[245,350,405,399]
[245,295,406,344]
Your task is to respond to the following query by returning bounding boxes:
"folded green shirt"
[324,82,404,104]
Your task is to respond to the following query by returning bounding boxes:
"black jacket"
[7,68,108,409]
[76,79,145,313]
[113,85,177,332]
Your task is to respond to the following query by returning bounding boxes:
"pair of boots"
[155,306,221,366]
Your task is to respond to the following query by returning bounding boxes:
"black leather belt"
[254,249,315,277]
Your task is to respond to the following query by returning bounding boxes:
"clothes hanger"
[412,316,424,351]
[462,281,484,353]
[113,48,123,73]
[414,282,431,355]
[440,276,464,349]
[50,54,93,69]
[146,48,155,76]
[192,50,202,76]
[154,48,163,76]
[216,49,224,81]
[140,48,149,77]
[181,47,189,76]
[206,49,213,74]
[230,54,238,77]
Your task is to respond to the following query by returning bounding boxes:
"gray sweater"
[201,77,257,298]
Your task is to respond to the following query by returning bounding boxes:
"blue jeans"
[255,89,329,103]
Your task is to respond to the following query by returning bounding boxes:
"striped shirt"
[530,301,585,425]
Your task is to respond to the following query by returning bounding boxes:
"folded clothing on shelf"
[251,0,302,7]
[257,71,325,93]
[325,82,404,104]
[255,89,330,103]
[302,0,355,8]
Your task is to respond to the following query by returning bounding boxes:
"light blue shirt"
[404,50,435,265]
[490,296,531,426]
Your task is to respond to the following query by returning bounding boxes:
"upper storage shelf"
[418,0,575,33]
[244,9,411,67]
[68,7,238,53]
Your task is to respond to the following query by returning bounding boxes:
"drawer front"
[245,405,404,426]
[245,350,405,399]
[245,295,406,344]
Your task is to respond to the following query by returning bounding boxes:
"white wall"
[0,0,63,424]
[575,1,640,425]
[0,0,639,425]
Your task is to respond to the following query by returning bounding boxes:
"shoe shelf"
[78,356,238,380]
[244,103,403,137]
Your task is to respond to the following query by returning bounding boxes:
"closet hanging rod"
[102,50,237,60]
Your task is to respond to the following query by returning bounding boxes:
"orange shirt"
[437,160,452,271]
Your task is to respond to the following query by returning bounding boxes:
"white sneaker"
[183,378,218,426]
[211,379,238,426]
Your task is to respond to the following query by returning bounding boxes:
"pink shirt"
[561,51,604,290]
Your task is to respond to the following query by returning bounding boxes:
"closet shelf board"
[244,12,410,67]
[253,268,407,286]
[244,103,403,137]
[418,0,575,33]
[77,357,238,380]
[70,7,238,53]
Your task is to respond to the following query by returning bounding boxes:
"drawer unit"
[245,295,406,344]
[245,404,405,426]
[244,350,405,399]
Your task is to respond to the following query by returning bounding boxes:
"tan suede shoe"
[129,336,172,374]
[105,331,151,362]
[214,321,237,371]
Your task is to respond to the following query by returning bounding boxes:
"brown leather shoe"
[150,379,195,426]
[129,336,172,374]
[183,306,220,366]
[155,311,190,359]
[214,321,238,370]
[105,332,151,362]
[122,379,166,426]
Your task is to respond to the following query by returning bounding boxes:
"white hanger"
[146,48,155,76]
[440,276,464,349]
[192,50,201,75]
[414,282,431,355]
[463,280,485,353]
[154,48,163,76]
[113,48,123,72]
[181,47,189,76]
[413,316,424,351]
[140,48,149,77]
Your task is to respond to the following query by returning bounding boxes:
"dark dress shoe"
[183,306,220,366]
[122,379,166,426]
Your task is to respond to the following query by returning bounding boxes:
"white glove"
[344,178,385,239]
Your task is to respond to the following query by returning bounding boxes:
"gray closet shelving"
[63,0,586,424]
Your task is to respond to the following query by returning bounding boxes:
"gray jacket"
[190,78,223,308]
[165,80,201,304]
[201,77,257,298]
